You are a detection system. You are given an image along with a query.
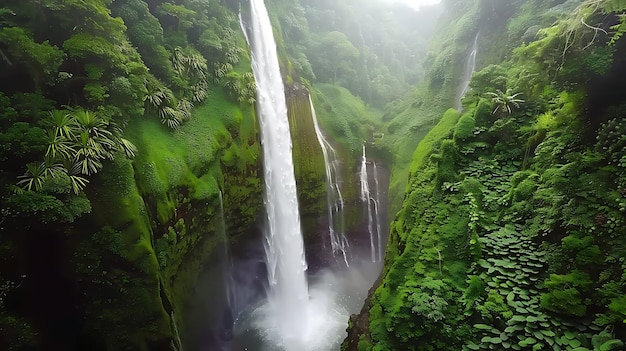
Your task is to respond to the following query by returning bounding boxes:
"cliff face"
[345,1,626,350]
[77,92,264,349]
[287,84,327,239]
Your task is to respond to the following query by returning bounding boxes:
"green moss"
[287,89,326,217]
[454,114,475,140]
[409,108,461,175]
[125,90,241,223]
[313,84,381,154]
[85,158,172,350]
[80,84,263,349]
[436,139,458,184]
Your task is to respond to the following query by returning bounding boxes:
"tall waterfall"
[309,96,350,267]
[359,145,382,263]
[242,1,348,350]
[246,0,309,345]
[454,32,480,111]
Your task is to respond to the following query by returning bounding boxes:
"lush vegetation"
[0,0,264,349]
[0,0,397,348]
[346,0,626,350]
[272,0,441,108]
[3,0,626,350]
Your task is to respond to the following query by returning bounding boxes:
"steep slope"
[346,1,626,350]
[0,0,264,349]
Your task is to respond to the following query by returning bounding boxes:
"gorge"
[1,0,626,351]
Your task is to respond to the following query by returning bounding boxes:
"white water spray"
[359,145,382,263]
[309,96,350,267]
[242,1,347,349]
[455,32,480,111]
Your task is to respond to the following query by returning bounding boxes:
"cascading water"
[220,190,239,322]
[454,32,480,111]
[246,0,308,343]
[309,96,350,267]
[242,1,347,349]
[359,145,382,263]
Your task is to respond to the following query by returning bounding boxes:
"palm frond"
[192,80,209,103]
[17,162,47,191]
[177,98,194,121]
[46,110,74,139]
[117,137,138,158]
[68,174,90,194]
[43,156,66,178]
[160,106,183,129]
[45,129,74,160]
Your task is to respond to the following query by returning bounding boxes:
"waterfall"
[241,2,350,349]
[246,0,309,344]
[454,32,480,111]
[359,145,381,263]
[170,311,183,351]
[220,190,236,320]
[309,95,350,267]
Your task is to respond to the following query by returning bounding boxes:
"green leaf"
[519,337,537,347]
[474,324,498,332]
[505,325,523,333]
[600,340,625,351]
[509,315,526,323]
[564,331,577,339]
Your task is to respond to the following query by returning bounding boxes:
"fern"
[609,14,626,45]
[603,0,626,12]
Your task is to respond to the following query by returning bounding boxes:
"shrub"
[454,114,476,140]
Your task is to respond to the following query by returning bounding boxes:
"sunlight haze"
[389,0,442,10]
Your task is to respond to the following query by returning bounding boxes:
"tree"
[485,88,525,115]
[308,31,359,83]
[17,109,136,194]
[112,0,172,80]
[0,27,65,90]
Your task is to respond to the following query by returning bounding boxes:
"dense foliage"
[0,0,397,348]
[0,0,261,349]
[3,0,625,350]
[272,0,441,108]
[348,1,626,350]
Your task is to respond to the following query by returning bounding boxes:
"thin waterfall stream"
[310,96,351,267]
[454,32,480,111]
[372,162,382,263]
[359,145,382,263]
